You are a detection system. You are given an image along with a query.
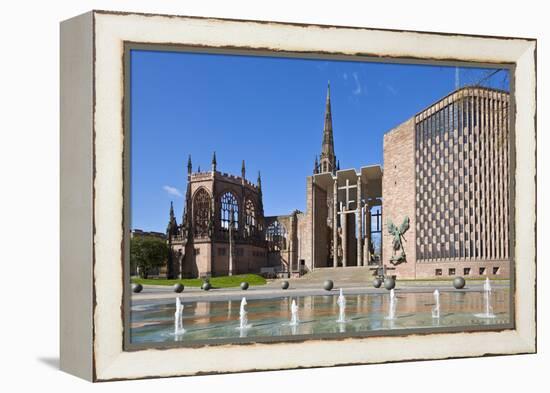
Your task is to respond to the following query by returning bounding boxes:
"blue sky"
[130,49,509,232]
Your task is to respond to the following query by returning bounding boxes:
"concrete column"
[365,203,371,265]
[333,179,338,268]
[342,210,347,267]
[356,176,363,266]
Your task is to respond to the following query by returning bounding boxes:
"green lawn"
[131,274,267,288]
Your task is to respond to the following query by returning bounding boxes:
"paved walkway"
[132,267,509,305]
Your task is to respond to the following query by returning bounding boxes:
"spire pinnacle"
[167,200,178,235]
[211,151,217,172]
[314,155,319,174]
[319,82,336,173]
[241,159,246,179]
[187,154,192,176]
[257,171,262,191]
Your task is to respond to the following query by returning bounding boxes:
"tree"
[130,236,169,278]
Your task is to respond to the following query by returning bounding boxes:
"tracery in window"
[244,199,256,237]
[220,192,239,231]
[266,220,287,251]
[193,188,211,238]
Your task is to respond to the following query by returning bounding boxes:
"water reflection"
[130,289,510,344]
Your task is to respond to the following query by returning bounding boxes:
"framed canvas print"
[60,10,537,381]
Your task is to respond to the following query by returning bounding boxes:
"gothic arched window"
[220,192,239,231]
[193,188,211,238]
[244,199,256,237]
[266,220,287,251]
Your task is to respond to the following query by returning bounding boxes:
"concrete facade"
[382,87,511,279]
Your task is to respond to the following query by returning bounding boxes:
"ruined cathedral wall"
[181,171,267,278]
[211,243,267,276]
[296,212,307,270]
[190,241,213,278]
[382,118,417,279]
[268,215,293,271]
[185,176,215,278]
[300,177,314,271]
[313,182,329,268]
[301,176,329,270]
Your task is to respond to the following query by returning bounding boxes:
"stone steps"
[298,267,375,283]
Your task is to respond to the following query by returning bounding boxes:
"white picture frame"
[60,10,536,381]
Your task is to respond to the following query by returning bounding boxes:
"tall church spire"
[319,82,336,174]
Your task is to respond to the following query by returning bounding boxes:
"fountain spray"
[475,277,496,318]
[432,289,440,319]
[239,297,249,329]
[290,299,299,326]
[336,288,347,323]
[174,297,185,335]
[386,288,397,320]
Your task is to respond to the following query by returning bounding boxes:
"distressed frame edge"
[88,11,536,381]
[59,11,95,381]
[512,40,537,353]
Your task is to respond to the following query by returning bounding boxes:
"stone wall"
[175,169,269,278]
[300,176,314,271]
[382,118,417,279]
[211,243,267,276]
[313,180,329,268]
[415,259,510,279]
[264,214,298,273]
[296,211,307,273]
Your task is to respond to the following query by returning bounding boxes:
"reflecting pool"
[130,289,510,344]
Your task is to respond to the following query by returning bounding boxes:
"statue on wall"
[387,216,409,265]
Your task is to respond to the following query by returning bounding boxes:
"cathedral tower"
[318,82,336,173]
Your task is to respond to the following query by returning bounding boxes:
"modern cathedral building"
[383,87,511,279]
[164,85,510,280]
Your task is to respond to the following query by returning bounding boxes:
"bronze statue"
[387,216,409,265]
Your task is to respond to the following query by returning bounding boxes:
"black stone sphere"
[132,283,143,293]
[323,280,334,291]
[384,277,396,290]
[240,281,249,290]
[201,282,212,291]
[373,278,382,288]
[453,276,466,289]
[281,280,290,290]
[173,283,184,293]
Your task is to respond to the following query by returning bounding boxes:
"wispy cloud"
[352,72,362,95]
[163,185,183,198]
[377,80,398,96]
[386,84,398,95]
[315,61,329,71]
